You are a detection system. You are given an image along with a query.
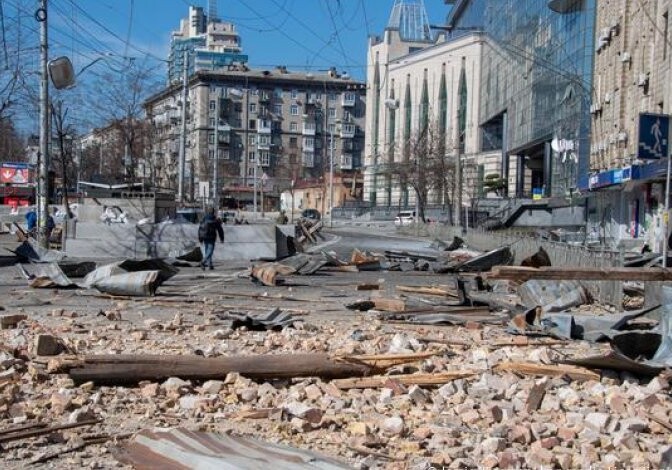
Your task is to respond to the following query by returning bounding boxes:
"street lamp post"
[328,119,342,228]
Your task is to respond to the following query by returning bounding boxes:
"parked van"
[394,211,416,226]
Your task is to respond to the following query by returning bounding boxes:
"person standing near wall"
[198,207,224,270]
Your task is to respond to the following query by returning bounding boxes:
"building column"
[543,141,552,197]
[516,155,525,198]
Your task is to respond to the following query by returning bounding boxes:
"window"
[249,119,256,129]
[209,100,216,110]
[249,103,257,113]
[208,132,215,144]
[272,121,282,132]
[290,104,299,115]
[219,148,229,160]
[328,123,336,133]
[209,118,215,127]
[248,151,256,162]
[304,137,314,147]
[273,104,282,114]
[328,93,337,100]
[289,137,298,148]
[259,151,270,166]
[289,154,297,164]
[274,87,283,98]
[290,122,298,132]
[314,92,321,100]
[665,12,669,60]
[259,135,270,146]
[208,149,214,159]
[343,111,352,121]
[247,167,255,176]
[291,89,298,99]
[344,92,356,101]
[328,107,336,118]
[249,135,256,145]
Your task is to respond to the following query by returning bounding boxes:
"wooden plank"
[372,298,406,312]
[332,371,478,389]
[356,283,380,291]
[61,353,437,385]
[489,266,672,282]
[396,285,459,297]
[0,419,101,444]
[493,361,600,382]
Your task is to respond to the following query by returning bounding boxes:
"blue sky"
[47,0,452,81]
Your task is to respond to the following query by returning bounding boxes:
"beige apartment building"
[364,1,497,220]
[589,0,672,249]
[144,66,366,210]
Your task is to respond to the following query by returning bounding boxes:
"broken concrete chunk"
[1,314,27,329]
[34,334,64,356]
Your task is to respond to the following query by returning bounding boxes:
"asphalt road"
[313,225,437,260]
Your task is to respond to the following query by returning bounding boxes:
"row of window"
[207,100,352,119]
[206,117,357,135]
[208,85,358,103]
[205,152,354,174]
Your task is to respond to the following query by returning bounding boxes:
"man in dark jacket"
[198,207,224,270]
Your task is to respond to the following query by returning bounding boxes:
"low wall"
[66,221,291,262]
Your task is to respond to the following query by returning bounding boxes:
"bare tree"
[50,101,76,217]
[384,119,454,222]
[90,60,161,182]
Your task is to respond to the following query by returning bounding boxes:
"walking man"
[198,207,224,270]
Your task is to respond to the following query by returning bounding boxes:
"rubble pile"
[0,241,671,468]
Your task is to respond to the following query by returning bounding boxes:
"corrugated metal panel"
[114,428,349,470]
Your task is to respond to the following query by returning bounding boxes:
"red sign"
[0,167,31,184]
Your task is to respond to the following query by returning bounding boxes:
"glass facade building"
[448,0,596,196]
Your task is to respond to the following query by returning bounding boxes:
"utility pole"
[329,129,334,228]
[177,50,188,204]
[253,150,257,217]
[212,89,219,209]
[664,118,671,267]
[38,0,49,248]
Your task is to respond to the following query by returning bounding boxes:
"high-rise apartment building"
[168,6,248,84]
[144,65,366,209]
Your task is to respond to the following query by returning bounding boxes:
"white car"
[394,211,416,226]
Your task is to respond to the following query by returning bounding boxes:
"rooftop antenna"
[208,0,218,22]
[387,0,432,42]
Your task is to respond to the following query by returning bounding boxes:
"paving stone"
[479,437,506,455]
[201,380,224,394]
[621,417,648,433]
[381,416,405,436]
[584,412,610,432]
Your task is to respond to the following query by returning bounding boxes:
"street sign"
[638,113,669,159]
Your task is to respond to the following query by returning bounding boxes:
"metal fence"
[403,224,624,306]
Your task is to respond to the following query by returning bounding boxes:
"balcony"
[302,151,314,168]
[302,122,316,136]
[257,137,271,150]
[340,123,356,138]
[257,118,272,134]
[340,153,353,170]
[302,137,315,151]
[259,91,272,102]
[217,130,230,145]
[341,93,356,107]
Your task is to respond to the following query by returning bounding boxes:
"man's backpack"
[198,218,217,240]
